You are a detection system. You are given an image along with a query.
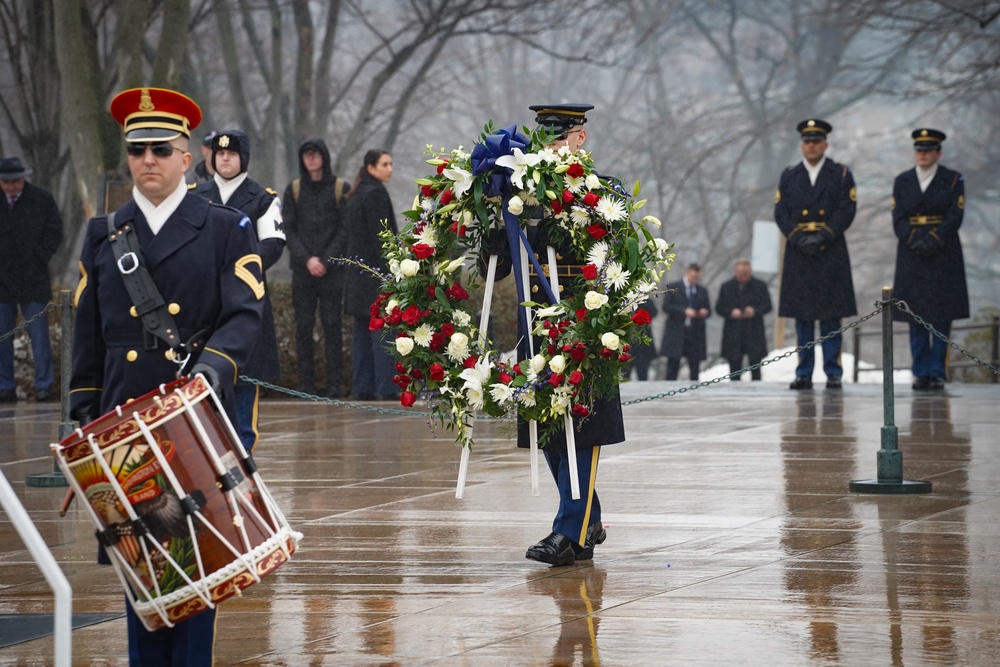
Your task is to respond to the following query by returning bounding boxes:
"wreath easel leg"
[546,245,580,500]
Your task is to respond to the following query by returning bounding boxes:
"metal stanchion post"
[850,287,931,494]
[25,291,72,488]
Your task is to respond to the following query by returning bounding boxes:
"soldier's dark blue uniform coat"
[70,193,265,422]
[890,164,968,323]
[774,159,858,321]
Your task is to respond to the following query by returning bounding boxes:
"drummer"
[69,87,264,666]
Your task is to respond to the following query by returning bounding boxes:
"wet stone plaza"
[2,380,1000,665]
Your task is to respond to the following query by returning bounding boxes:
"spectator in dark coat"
[716,259,772,380]
[662,263,711,381]
[344,149,399,400]
[282,138,350,397]
[891,128,968,390]
[0,157,63,402]
[774,119,857,390]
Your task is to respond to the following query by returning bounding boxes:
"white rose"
[400,259,420,277]
[585,173,601,190]
[507,195,524,215]
[549,355,567,374]
[529,354,548,375]
[584,290,609,310]
[601,332,620,350]
[395,337,415,356]
[386,299,399,312]
[450,332,469,348]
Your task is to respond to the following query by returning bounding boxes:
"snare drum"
[53,374,301,631]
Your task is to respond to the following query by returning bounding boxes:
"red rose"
[436,160,448,174]
[410,368,423,379]
[549,373,564,387]
[420,308,432,319]
[463,355,478,368]
[547,344,557,355]
[395,363,406,373]
[631,309,652,326]
[370,301,381,317]
[401,304,421,326]
[449,221,467,236]
[394,374,410,389]
[395,331,410,339]
[439,188,453,206]
[548,327,560,339]
[389,306,402,324]
[600,348,614,359]
[582,264,598,281]
[583,192,600,206]
[562,189,575,202]
[572,404,590,417]
[400,391,417,407]
[425,285,437,299]
[369,316,385,331]
[441,323,455,337]
[569,370,583,385]
[412,243,434,259]
[429,333,445,351]
[429,363,445,381]
[568,163,585,178]
[551,200,563,215]
[618,352,632,363]
[569,345,587,362]
[420,184,437,198]
[576,308,588,322]
[586,224,607,239]
[447,281,470,301]
[498,371,512,384]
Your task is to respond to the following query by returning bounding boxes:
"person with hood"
[344,149,399,400]
[282,138,350,397]
[193,129,285,449]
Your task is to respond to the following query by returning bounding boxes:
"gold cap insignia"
[139,88,155,112]
[218,135,230,148]
[850,186,857,202]
[921,129,928,137]
[807,120,816,127]
[774,189,781,204]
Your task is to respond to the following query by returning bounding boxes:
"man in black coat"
[716,259,772,380]
[193,129,285,449]
[0,156,63,402]
[774,119,857,390]
[890,129,968,390]
[662,263,711,381]
[71,86,264,667]
[282,137,350,397]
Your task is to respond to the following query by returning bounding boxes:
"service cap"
[797,118,832,140]
[529,103,594,136]
[912,128,946,151]
[110,87,202,143]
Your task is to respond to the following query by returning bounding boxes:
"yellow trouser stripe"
[578,446,601,545]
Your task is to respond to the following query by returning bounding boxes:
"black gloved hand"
[483,228,508,256]
[910,237,933,259]
[797,235,822,256]
[191,362,224,400]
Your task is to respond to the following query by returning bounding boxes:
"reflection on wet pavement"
[2,382,1000,664]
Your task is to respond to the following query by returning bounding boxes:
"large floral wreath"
[369,122,674,448]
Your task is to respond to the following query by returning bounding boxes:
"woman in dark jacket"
[344,149,399,400]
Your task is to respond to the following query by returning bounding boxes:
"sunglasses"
[126,142,181,158]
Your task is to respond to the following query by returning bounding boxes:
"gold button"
[819,209,825,215]
[802,209,808,216]
[129,306,138,317]
[558,285,564,292]
[168,303,180,315]
[164,350,175,361]
[126,350,138,362]
[531,285,539,294]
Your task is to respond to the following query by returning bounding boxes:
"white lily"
[459,353,493,392]
[495,148,542,190]
[442,166,474,199]
[535,305,566,319]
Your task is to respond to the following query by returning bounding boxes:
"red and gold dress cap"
[110,87,202,143]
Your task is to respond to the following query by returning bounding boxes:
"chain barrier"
[892,298,1000,377]
[242,297,997,415]
[0,302,55,344]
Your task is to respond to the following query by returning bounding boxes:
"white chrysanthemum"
[465,386,485,411]
[604,261,631,291]
[524,193,541,206]
[412,324,434,347]
[595,196,627,222]
[569,207,591,226]
[587,241,610,267]
[452,310,471,327]
[489,383,514,404]
[420,198,435,212]
[565,174,586,194]
[518,389,537,408]
[415,225,438,247]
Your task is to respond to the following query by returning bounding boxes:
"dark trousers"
[233,382,259,452]
[665,329,701,381]
[0,301,53,391]
[544,443,602,547]
[728,356,763,380]
[794,319,842,379]
[910,320,950,380]
[126,602,216,666]
[350,318,398,398]
[291,269,344,396]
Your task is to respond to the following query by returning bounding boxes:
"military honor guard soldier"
[70,87,265,666]
[774,119,858,390]
[193,129,286,450]
[890,129,968,390]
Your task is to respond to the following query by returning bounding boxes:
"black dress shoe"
[526,532,577,566]
[574,523,607,561]
[825,377,842,389]
[0,389,16,402]
[35,389,55,402]
[929,377,945,390]
[789,377,813,390]
[912,377,930,390]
